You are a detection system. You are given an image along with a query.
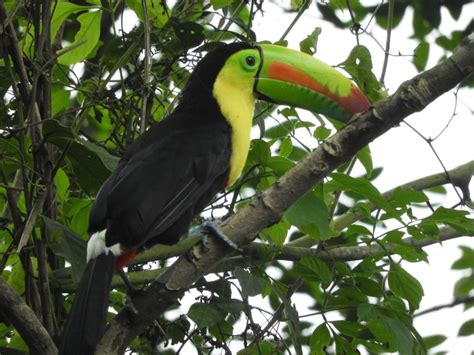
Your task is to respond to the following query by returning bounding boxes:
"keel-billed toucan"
[60,42,370,354]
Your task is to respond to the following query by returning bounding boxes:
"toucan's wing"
[88,114,231,248]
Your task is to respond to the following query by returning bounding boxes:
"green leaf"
[261,220,289,246]
[310,323,331,354]
[331,173,400,220]
[331,320,365,338]
[451,246,474,270]
[237,341,274,355]
[458,319,474,336]
[413,41,430,71]
[58,11,102,65]
[339,45,384,102]
[424,207,474,234]
[187,302,225,329]
[43,120,118,194]
[266,156,295,176]
[50,2,93,41]
[284,191,330,239]
[423,334,446,350]
[248,139,270,163]
[390,187,429,206]
[294,256,332,288]
[54,168,70,202]
[356,146,373,177]
[44,217,87,284]
[334,334,359,354]
[299,27,321,55]
[126,0,169,27]
[388,262,424,311]
[279,137,293,158]
[211,0,235,10]
[313,125,331,141]
[234,267,264,298]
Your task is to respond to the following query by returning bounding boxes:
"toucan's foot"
[118,269,144,315]
[200,220,243,253]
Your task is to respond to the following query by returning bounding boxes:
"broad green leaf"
[284,191,330,239]
[51,2,93,41]
[266,156,295,176]
[413,41,430,71]
[334,334,359,354]
[388,263,424,311]
[58,11,102,65]
[313,125,331,141]
[423,334,446,350]
[390,188,429,206]
[264,119,314,139]
[261,220,289,246]
[339,45,384,102]
[331,173,400,220]
[126,0,169,27]
[299,27,321,55]
[294,256,332,288]
[279,137,293,158]
[7,261,25,295]
[54,168,70,202]
[458,319,474,336]
[187,302,225,329]
[43,120,118,194]
[248,139,270,163]
[237,341,274,355]
[211,0,235,9]
[310,323,330,354]
[234,267,264,298]
[424,207,474,234]
[331,320,365,338]
[355,277,383,297]
[44,217,87,284]
[451,246,474,270]
[356,146,373,177]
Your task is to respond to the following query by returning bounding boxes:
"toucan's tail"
[60,252,115,355]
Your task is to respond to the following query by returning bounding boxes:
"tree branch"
[0,276,58,354]
[97,34,474,353]
[414,295,474,318]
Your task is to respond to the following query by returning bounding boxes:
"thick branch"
[0,277,58,354]
[97,35,474,353]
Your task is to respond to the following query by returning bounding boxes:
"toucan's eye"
[246,56,256,66]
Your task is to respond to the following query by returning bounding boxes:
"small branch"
[17,187,48,252]
[140,0,151,135]
[414,296,474,317]
[279,0,310,42]
[380,0,395,83]
[0,276,57,354]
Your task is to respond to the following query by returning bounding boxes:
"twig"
[140,0,151,134]
[380,0,395,83]
[17,186,48,253]
[414,296,474,317]
[279,0,310,42]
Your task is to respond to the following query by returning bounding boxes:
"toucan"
[59,42,370,354]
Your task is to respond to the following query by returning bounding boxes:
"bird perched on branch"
[60,42,370,354]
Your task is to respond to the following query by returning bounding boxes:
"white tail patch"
[86,230,122,263]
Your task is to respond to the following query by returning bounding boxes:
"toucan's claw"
[200,220,243,253]
[118,269,144,315]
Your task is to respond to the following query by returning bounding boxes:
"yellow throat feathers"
[212,57,256,187]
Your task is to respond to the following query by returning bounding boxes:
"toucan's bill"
[254,44,370,122]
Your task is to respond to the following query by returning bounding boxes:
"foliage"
[0,0,472,354]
